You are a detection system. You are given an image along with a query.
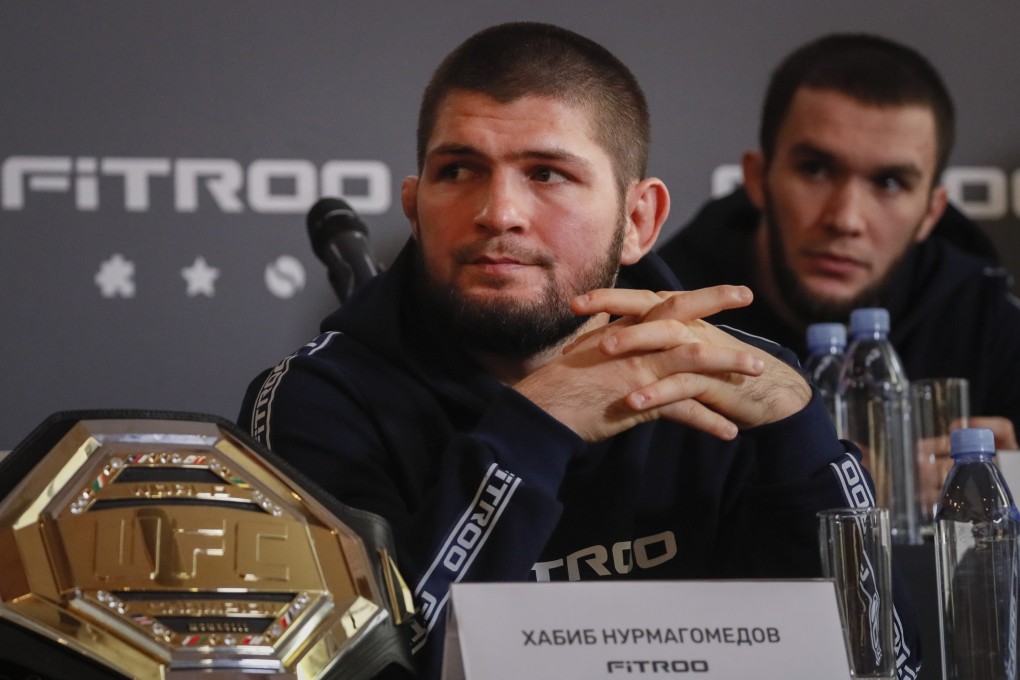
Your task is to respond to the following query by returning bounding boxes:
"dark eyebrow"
[427,143,484,160]
[788,142,923,183]
[872,164,924,184]
[788,142,835,164]
[426,143,594,170]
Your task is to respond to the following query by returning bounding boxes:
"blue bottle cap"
[950,427,996,459]
[849,308,890,336]
[806,323,847,352]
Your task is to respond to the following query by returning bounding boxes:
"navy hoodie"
[239,239,921,679]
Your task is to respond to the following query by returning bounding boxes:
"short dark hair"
[760,34,956,178]
[416,22,650,192]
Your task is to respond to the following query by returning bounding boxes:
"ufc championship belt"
[0,410,416,679]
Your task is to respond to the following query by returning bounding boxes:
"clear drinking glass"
[912,377,969,535]
[818,507,896,680]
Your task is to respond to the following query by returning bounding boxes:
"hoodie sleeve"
[238,331,585,679]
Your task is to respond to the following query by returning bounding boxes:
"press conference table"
[0,503,945,680]
[0,556,944,680]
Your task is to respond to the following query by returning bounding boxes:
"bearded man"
[240,23,922,679]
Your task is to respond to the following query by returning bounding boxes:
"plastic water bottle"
[803,322,846,436]
[934,427,1020,680]
[839,308,919,545]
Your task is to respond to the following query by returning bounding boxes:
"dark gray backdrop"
[2,1,1018,448]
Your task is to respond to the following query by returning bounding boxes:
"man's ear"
[916,184,948,242]
[401,176,421,240]
[741,150,767,210]
[620,177,671,265]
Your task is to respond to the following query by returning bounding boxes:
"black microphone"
[307,197,382,303]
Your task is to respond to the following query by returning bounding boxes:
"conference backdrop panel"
[2,1,1017,447]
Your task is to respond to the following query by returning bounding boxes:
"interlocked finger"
[574,285,753,324]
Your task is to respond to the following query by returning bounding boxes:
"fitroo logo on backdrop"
[1,155,392,215]
[712,164,1020,220]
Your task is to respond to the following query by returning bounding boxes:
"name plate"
[442,580,850,680]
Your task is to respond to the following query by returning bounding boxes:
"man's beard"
[415,220,626,359]
[762,187,914,324]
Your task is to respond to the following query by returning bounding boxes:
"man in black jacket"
[658,34,1020,455]
[241,24,921,679]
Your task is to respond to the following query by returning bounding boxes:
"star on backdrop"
[95,254,136,298]
[181,256,220,297]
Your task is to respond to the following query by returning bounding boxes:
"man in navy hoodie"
[657,34,1020,453]
[240,22,920,679]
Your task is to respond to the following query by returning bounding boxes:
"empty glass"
[818,507,896,680]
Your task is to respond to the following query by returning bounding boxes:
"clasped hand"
[514,285,811,442]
